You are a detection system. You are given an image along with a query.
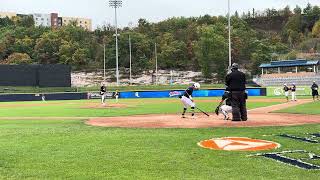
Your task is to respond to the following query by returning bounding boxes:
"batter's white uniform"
[181,96,195,108]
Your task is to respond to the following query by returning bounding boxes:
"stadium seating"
[254,72,320,86]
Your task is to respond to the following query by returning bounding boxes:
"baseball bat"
[196,106,210,117]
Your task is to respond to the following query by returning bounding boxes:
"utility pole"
[129,34,132,85]
[155,42,158,85]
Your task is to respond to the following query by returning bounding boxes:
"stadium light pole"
[109,0,122,86]
[228,0,232,68]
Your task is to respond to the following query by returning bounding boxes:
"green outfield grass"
[0,98,281,117]
[276,100,320,115]
[0,97,319,179]
[0,120,319,179]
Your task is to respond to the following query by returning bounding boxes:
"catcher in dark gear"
[215,91,232,120]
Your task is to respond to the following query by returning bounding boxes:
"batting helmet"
[193,83,201,89]
[231,63,239,70]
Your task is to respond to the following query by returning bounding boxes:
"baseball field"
[0,97,319,179]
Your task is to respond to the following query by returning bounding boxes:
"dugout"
[0,64,71,87]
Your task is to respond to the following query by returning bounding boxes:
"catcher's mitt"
[215,106,220,115]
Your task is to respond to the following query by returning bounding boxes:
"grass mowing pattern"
[0,98,281,117]
[0,120,319,179]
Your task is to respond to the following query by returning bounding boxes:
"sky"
[1,0,319,29]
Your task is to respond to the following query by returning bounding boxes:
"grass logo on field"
[198,137,280,151]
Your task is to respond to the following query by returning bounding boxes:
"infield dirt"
[87,99,320,128]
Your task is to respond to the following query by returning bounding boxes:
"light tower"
[109,0,122,86]
[228,0,232,68]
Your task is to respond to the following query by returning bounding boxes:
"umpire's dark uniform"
[225,63,247,121]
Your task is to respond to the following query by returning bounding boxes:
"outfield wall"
[0,88,266,102]
[267,86,312,96]
[119,88,266,99]
[0,93,87,102]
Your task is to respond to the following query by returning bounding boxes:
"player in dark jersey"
[179,83,200,118]
[291,83,297,101]
[283,84,290,102]
[114,90,119,103]
[100,84,107,105]
[311,81,319,101]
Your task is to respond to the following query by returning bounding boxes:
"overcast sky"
[1,0,319,29]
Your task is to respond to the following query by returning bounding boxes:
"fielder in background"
[225,63,247,121]
[100,84,107,105]
[114,90,119,103]
[291,83,297,101]
[311,81,319,101]
[179,83,200,118]
[283,84,290,102]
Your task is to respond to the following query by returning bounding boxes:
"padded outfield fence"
[0,88,266,102]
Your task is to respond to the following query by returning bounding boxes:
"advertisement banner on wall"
[267,86,312,96]
[87,92,115,99]
[119,88,263,99]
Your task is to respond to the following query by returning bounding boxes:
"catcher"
[215,91,232,120]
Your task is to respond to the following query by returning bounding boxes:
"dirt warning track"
[86,99,320,128]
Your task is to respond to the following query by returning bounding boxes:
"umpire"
[225,63,247,121]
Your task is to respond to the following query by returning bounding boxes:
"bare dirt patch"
[87,99,320,128]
